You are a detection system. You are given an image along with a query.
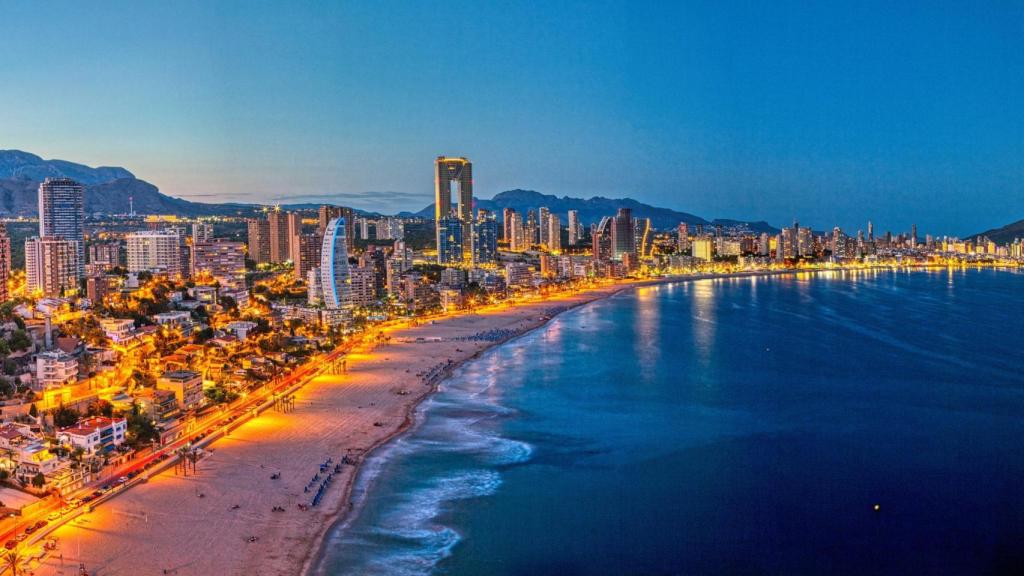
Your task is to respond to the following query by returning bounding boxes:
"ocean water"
[317,268,1024,576]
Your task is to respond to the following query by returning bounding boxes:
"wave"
[341,469,502,576]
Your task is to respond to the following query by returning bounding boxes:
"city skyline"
[2,2,1022,236]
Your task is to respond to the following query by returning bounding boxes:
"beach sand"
[32,284,631,576]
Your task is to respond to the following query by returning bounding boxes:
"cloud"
[269,191,428,203]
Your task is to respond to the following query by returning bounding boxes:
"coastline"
[31,265,1001,576]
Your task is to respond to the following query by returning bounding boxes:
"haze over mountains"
[1,149,1015,239]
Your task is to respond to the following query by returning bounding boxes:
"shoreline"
[32,265,1008,576]
[300,280,645,576]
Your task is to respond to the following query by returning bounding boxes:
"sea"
[316,268,1024,576]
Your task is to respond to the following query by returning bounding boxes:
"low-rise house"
[100,318,137,343]
[59,416,128,453]
[157,370,204,411]
[35,350,79,389]
[136,387,181,424]
[225,321,258,341]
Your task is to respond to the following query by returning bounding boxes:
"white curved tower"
[320,217,352,309]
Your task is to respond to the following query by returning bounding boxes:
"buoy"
[873,504,880,512]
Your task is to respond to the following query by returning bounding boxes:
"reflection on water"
[320,269,1024,576]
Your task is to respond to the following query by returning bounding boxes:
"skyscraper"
[567,210,580,246]
[437,217,464,265]
[538,207,550,247]
[0,224,9,303]
[247,219,271,264]
[610,208,635,260]
[267,209,292,263]
[38,177,85,276]
[592,217,613,262]
[473,210,499,265]
[318,205,355,252]
[293,233,324,280]
[509,212,526,252]
[320,217,352,310]
[26,237,80,297]
[435,157,473,262]
[547,214,561,252]
[503,208,516,242]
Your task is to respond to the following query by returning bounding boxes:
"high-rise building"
[267,209,292,263]
[610,208,635,260]
[348,266,377,307]
[547,214,561,252]
[473,210,499,265]
[0,224,9,303]
[191,223,214,245]
[38,177,85,276]
[247,219,271,264]
[592,217,613,262]
[26,237,80,297]
[538,207,551,247]
[525,210,538,247]
[126,231,184,276]
[434,156,473,261]
[358,246,388,297]
[634,218,651,257]
[318,206,355,252]
[692,237,714,261]
[567,210,580,246]
[509,212,526,252]
[677,222,690,253]
[192,241,246,288]
[911,224,918,248]
[88,241,121,269]
[437,217,464,265]
[320,217,352,310]
[503,208,516,242]
[292,233,323,281]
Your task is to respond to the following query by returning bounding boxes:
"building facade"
[320,217,353,309]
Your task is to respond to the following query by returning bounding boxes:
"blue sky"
[1,1,1021,235]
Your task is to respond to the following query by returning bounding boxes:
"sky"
[1,0,1022,235]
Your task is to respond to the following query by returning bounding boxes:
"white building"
[226,321,258,341]
[100,318,136,342]
[25,236,81,297]
[59,417,128,453]
[35,350,78,389]
[127,230,184,277]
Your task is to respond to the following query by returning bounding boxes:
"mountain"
[409,189,779,233]
[970,219,1024,245]
[0,150,255,217]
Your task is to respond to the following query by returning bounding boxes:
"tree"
[125,403,159,448]
[31,473,44,489]
[51,406,80,428]
[7,331,31,353]
[3,549,21,576]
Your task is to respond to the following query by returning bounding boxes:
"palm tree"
[3,549,22,575]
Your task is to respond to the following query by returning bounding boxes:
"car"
[23,526,36,535]
[99,485,112,494]
[47,511,61,521]
[3,540,15,549]
[117,476,128,484]
[68,499,81,508]
[13,534,26,542]
[81,495,95,504]
[34,520,47,529]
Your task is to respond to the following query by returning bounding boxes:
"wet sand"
[32,284,633,576]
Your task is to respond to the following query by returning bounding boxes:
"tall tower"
[567,210,580,246]
[320,217,352,309]
[0,224,9,303]
[434,157,473,262]
[38,177,85,276]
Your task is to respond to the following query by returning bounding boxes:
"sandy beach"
[30,282,636,576]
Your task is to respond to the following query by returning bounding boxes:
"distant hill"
[970,219,1024,245]
[407,189,779,233]
[0,150,255,217]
